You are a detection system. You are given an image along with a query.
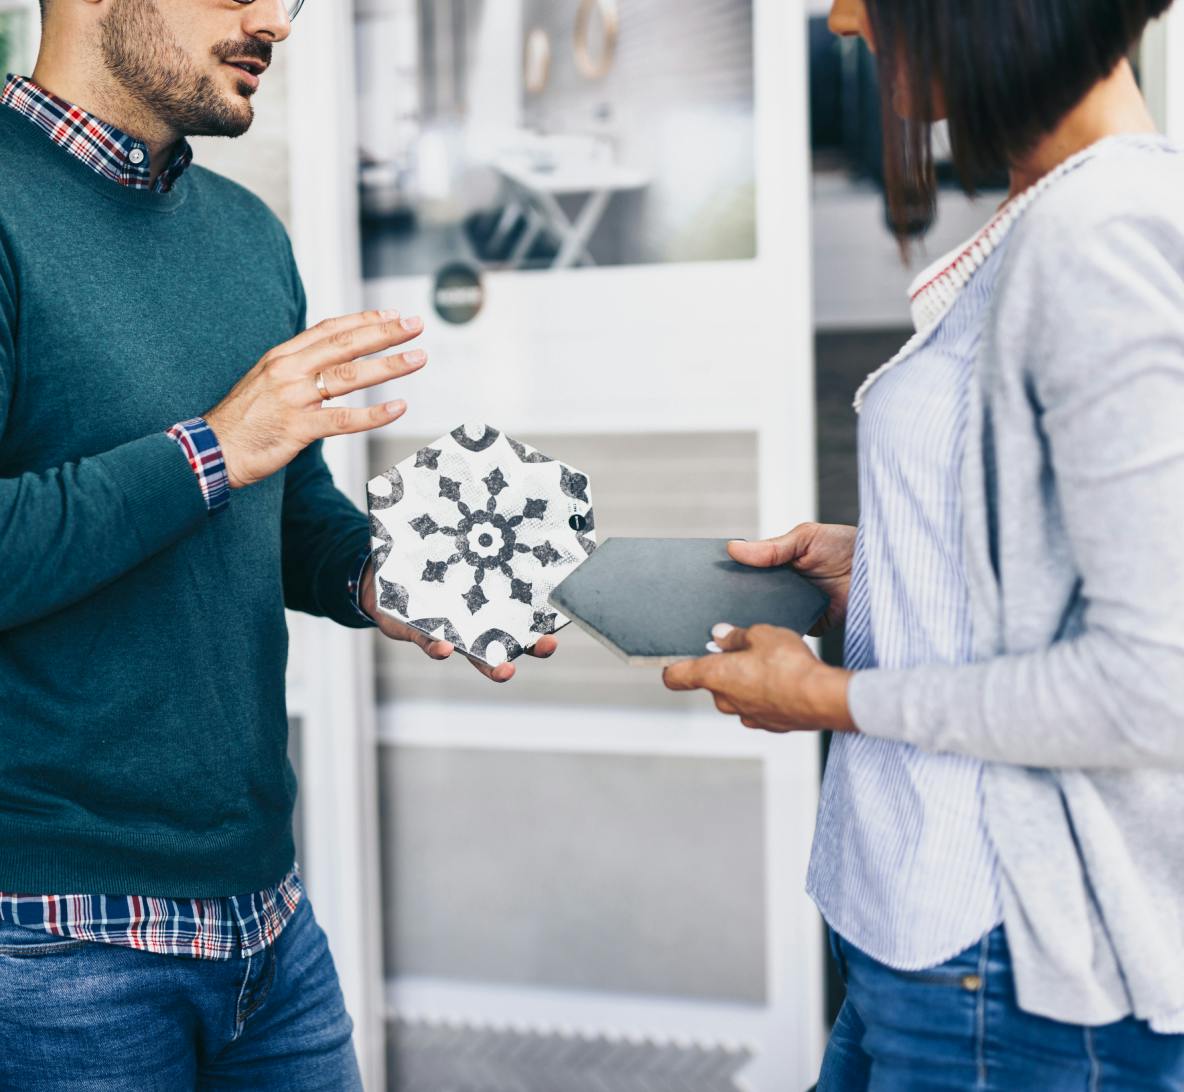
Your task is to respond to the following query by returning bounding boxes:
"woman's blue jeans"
[0,894,361,1090]
[819,926,1184,1091]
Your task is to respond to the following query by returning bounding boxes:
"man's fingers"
[287,316,424,385]
[714,695,740,715]
[316,350,427,402]
[528,634,559,658]
[310,400,407,439]
[461,653,515,683]
[727,525,815,569]
[273,309,400,359]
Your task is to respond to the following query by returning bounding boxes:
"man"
[0,0,557,1086]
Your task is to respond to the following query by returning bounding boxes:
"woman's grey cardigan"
[848,135,1184,1032]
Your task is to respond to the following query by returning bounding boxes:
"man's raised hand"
[205,309,427,489]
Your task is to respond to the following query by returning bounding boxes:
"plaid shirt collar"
[1,74,193,193]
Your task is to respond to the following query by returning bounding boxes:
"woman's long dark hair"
[863,0,1176,234]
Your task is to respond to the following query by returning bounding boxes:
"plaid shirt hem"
[167,418,231,513]
[0,867,304,960]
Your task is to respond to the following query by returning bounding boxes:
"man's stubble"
[99,0,266,138]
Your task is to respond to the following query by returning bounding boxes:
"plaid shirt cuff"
[349,546,377,626]
[167,418,230,513]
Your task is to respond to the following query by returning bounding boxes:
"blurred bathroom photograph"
[354,0,757,279]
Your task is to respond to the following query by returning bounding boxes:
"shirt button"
[129,148,146,165]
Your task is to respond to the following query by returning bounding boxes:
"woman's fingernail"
[712,623,735,640]
[404,349,427,365]
[386,400,406,415]
[401,315,422,331]
[381,308,400,319]
[706,641,723,654]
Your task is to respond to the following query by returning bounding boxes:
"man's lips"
[222,59,268,87]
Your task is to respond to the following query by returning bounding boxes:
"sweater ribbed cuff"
[101,432,211,557]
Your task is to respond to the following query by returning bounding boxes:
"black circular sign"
[433,262,485,325]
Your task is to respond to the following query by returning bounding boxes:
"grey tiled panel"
[380,747,767,1004]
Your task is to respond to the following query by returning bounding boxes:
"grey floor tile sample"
[550,538,829,665]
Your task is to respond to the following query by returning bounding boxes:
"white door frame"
[1164,6,1184,141]
[286,3,386,1090]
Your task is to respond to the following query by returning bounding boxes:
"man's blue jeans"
[819,926,1184,1091]
[0,894,361,1090]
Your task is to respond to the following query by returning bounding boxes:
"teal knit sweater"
[0,106,371,897]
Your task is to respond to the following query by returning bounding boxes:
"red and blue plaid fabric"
[0,868,304,960]
[0,76,314,959]
[168,417,231,512]
[0,74,192,192]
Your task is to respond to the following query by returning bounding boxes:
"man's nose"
[242,0,293,44]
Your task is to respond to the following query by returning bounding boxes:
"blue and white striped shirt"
[806,236,1007,969]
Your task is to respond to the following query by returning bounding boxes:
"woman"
[664,1,1184,1088]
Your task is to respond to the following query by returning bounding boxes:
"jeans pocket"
[0,923,88,958]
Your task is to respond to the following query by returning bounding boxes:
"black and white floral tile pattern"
[367,424,598,666]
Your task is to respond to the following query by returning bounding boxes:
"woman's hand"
[663,623,856,733]
[727,523,856,635]
[359,561,558,683]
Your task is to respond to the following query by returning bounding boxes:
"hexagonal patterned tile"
[367,423,597,666]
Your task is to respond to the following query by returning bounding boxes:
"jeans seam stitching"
[1084,1027,1100,1092]
[232,951,253,1041]
[974,937,989,1089]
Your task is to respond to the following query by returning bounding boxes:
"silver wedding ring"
[315,371,331,402]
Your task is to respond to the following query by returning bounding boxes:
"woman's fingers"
[727,525,815,569]
[711,623,751,652]
[314,350,427,402]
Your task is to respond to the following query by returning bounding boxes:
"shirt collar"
[0,74,193,193]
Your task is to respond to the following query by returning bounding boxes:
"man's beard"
[99,0,271,138]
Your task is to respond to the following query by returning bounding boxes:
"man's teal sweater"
[0,105,371,896]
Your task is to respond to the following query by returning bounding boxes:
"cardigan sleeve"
[850,184,1184,769]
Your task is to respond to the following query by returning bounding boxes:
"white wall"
[1164,5,1184,142]
[189,48,292,226]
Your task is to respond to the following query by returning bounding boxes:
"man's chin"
[187,102,254,138]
